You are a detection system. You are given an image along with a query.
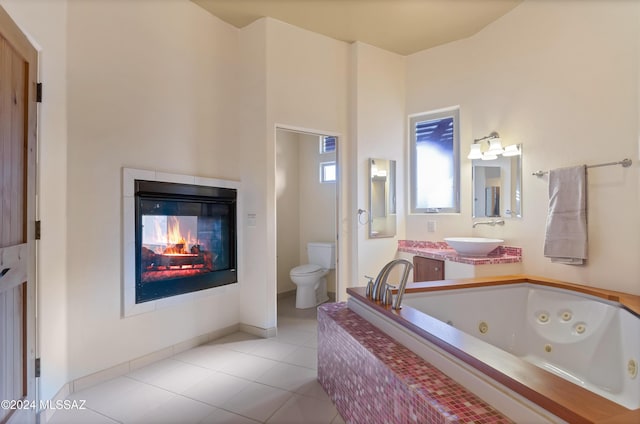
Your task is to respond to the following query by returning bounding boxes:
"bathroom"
[275,128,337,305]
[2,1,639,422]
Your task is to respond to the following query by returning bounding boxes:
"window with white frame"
[319,136,336,183]
[320,161,336,183]
[409,108,460,213]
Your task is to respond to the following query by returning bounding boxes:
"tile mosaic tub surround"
[318,303,511,424]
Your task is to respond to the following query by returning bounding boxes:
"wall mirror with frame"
[472,145,522,218]
[369,158,396,238]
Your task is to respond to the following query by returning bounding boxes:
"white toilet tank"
[307,242,335,269]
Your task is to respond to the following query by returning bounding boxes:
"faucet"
[472,219,505,228]
[367,259,413,310]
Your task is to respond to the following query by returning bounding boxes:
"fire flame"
[146,216,198,255]
[167,217,191,245]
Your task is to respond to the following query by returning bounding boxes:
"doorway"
[275,128,339,306]
[0,5,38,424]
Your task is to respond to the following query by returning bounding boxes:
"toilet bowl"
[289,264,329,309]
[290,242,335,309]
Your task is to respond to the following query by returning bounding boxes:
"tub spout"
[369,259,413,310]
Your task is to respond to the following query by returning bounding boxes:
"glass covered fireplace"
[135,180,237,303]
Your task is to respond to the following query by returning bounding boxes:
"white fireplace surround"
[122,167,241,317]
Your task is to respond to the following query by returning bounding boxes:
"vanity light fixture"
[468,131,512,161]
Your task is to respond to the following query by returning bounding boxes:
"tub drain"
[478,321,489,334]
[544,344,552,353]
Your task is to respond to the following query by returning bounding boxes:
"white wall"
[406,0,640,294]
[1,0,69,404]
[64,0,243,379]
[265,19,350,306]
[275,129,300,293]
[240,18,350,327]
[351,42,406,284]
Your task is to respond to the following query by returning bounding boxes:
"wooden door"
[0,6,38,424]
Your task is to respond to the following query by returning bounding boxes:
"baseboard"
[277,289,296,299]
[240,323,277,338]
[39,383,71,423]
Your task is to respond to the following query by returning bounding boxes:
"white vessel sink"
[444,237,504,257]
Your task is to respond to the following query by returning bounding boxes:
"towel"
[543,165,587,264]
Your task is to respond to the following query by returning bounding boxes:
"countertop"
[398,239,522,265]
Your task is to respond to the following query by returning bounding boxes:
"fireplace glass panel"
[135,181,236,303]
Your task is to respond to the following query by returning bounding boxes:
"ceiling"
[191,0,523,56]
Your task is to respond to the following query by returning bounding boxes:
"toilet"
[289,242,335,309]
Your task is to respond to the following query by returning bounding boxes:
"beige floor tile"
[249,339,299,361]
[222,381,292,422]
[47,407,119,424]
[281,346,318,370]
[274,327,317,346]
[255,362,317,391]
[216,351,279,380]
[295,379,334,401]
[69,377,174,422]
[128,359,214,394]
[198,408,261,424]
[128,394,215,424]
[182,371,250,407]
[172,344,238,371]
[266,393,337,424]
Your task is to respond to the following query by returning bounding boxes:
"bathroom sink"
[444,237,504,257]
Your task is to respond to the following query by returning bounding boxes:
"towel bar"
[532,158,632,177]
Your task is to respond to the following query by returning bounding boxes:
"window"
[319,135,336,183]
[320,136,336,153]
[410,108,460,213]
[320,161,336,183]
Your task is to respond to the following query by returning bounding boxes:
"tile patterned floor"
[48,296,345,424]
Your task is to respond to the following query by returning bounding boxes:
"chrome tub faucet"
[366,258,413,310]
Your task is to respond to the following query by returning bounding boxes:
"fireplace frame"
[122,168,241,317]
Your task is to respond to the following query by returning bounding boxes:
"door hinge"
[35,358,41,378]
[36,83,43,103]
[35,220,41,240]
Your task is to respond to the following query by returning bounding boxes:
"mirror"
[472,145,522,218]
[369,158,396,238]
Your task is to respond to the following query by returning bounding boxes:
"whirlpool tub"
[346,275,640,423]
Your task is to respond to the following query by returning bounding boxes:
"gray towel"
[543,165,587,264]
